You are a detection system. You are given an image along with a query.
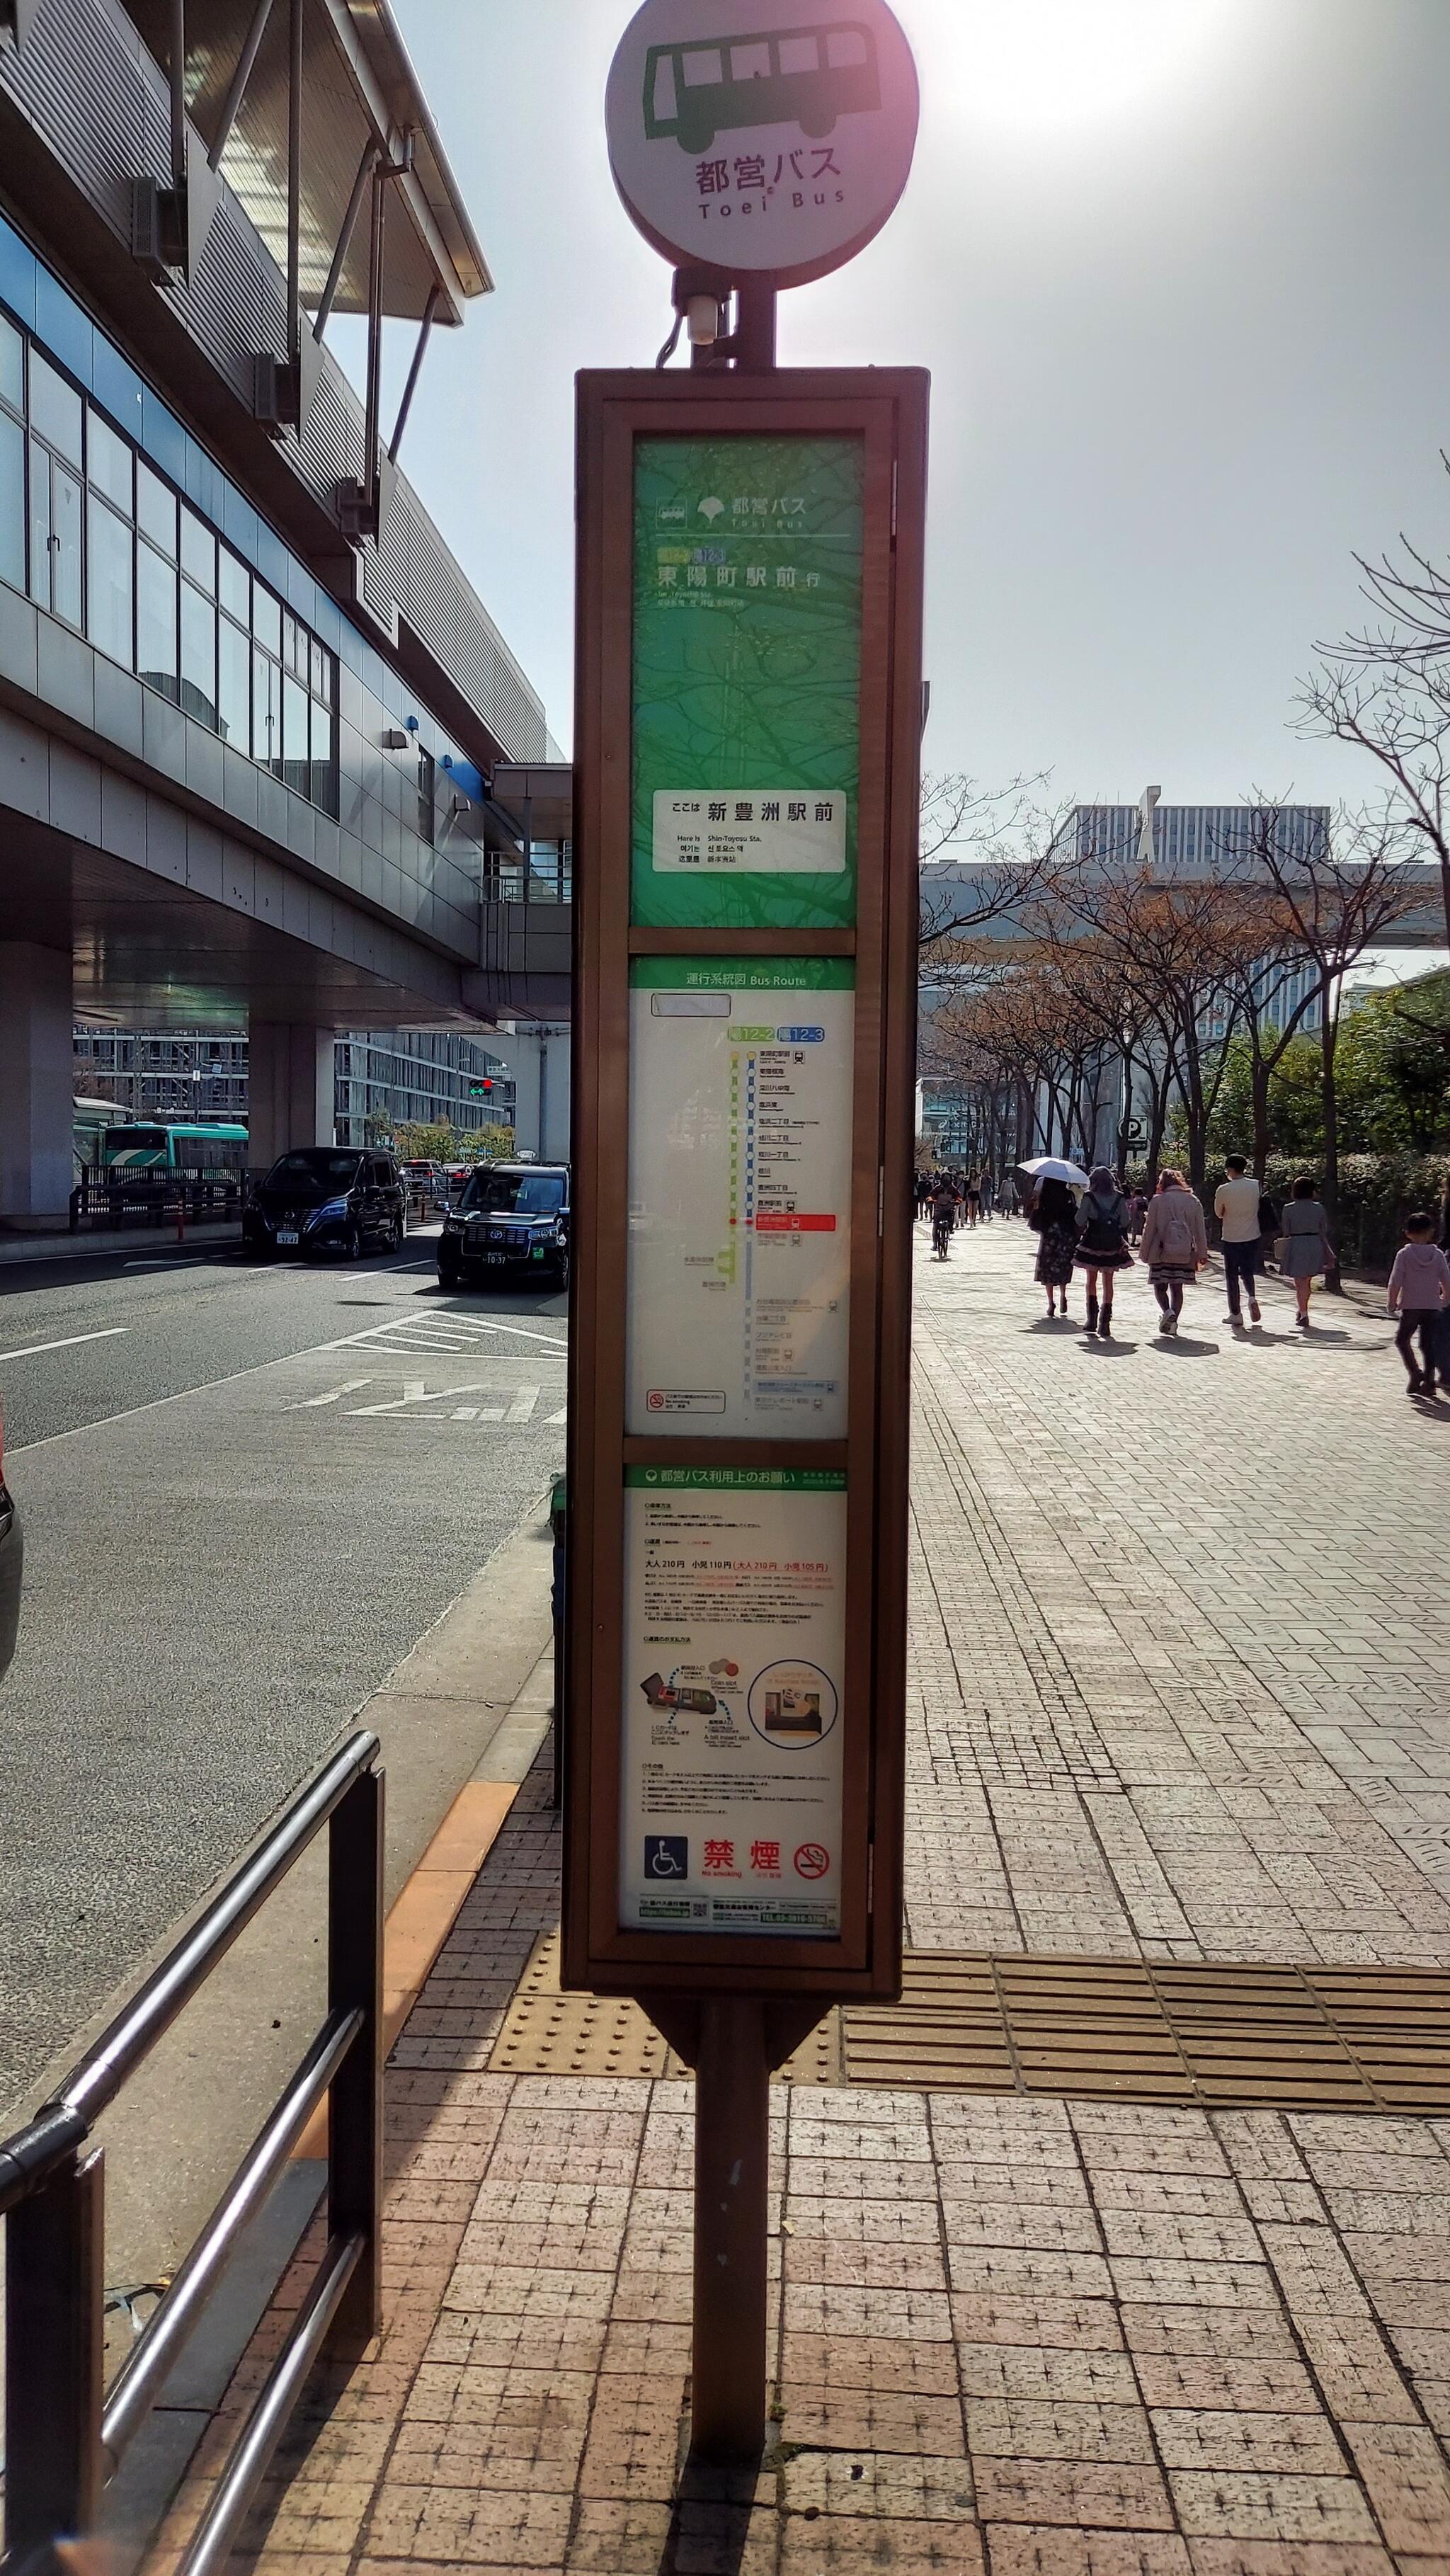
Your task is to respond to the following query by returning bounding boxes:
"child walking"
[1387,1213,1450,1398]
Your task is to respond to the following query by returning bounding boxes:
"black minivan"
[245,1148,406,1260]
[438,1163,569,1289]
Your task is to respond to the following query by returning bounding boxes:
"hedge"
[1126,1153,1450,1272]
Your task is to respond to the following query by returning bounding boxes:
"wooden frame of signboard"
[564,366,927,2008]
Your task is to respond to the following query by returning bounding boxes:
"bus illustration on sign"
[644,22,881,155]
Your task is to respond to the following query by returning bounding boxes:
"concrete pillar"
[0,941,74,1229]
[484,1025,571,1162]
[248,1022,336,1169]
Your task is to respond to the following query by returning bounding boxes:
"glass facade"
[0,215,551,964]
[75,1027,518,1148]
[0,307,338,816]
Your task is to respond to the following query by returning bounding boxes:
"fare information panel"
[627,959,854,1438]
[619,1468,847,1937]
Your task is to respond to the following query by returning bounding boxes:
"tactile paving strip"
[847,1954,1450,2114]
[486,1934,845,2084]
[489,1941,1450,2114]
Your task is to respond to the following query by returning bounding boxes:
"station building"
[72,1022,517,1144]
[0,0,568,1230]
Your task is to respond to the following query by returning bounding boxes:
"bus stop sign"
[606,0,920,285]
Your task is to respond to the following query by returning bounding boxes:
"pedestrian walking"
[964,1171,982,1226]
[1073,1165,1134,1338]
[999,1173,1018,1219]
[1029,1174,1080,1318]
[981,1171,995,1220]
[1214,1153,1265,1326]
[1138,1168,1208,1337]
[1386,1212,1450,1398]
[1276,1175,1334,1328]
[1126,1186,1148,1247]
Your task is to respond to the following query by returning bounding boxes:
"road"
[0,1232,568,2110]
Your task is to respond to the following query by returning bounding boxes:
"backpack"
[1153,1198,1198,1265]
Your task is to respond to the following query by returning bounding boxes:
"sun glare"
[927,0,1240,135]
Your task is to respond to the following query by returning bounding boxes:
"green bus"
[644,21,879,154]
[101,1120,249,1173]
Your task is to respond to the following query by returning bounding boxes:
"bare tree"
[918,774,1072,955]
[923,964,1107,1169]
[1299,474,1450,952]
[1044,850,1248,1191]
[1221,797,1422,1253]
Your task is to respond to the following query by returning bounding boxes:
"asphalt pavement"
[0,1230,569,2111]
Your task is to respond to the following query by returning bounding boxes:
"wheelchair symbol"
[644,1835,689,1879]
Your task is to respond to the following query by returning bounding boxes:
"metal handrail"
[63,1732,375,2133]
[100,2007,362,2473]
[178,2231,364,2576]
[1,1731,385,2570]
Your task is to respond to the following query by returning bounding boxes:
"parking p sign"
[605,0,920,285]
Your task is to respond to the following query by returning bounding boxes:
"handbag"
[1274,1234,1291,1267]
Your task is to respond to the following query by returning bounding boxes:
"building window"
[30,435,83,628]
[0,306,341,815]
[87,491,133,667]
[0,317,24,593]
[137,537,178,698]
[417,746,435,844]
[28,352,81,465]
[283,666,309,797]
[180,576,217,726]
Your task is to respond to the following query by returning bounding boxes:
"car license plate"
[484,1249,507,1264]
[277,1230,299,1246]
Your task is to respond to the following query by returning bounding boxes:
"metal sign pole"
[691,1996,770,2457]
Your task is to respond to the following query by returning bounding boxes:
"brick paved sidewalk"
[156,1226,1450,2576]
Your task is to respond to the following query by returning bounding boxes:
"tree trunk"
[1251,1054,1272,1181]
[1146,1070,1170,1181]
[1320,1006,1342,1288]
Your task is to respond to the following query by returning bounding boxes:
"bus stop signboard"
[565,367,927,2022]
[566,0,923,2467]
[605,0,920,283]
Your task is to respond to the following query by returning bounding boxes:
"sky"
[333,0,1450,845]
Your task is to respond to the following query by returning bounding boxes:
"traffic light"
[467,1077,495,1100]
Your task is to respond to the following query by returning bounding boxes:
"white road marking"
[324,1312,568,1356]
[349,1380,429,1418]
[547,1406,569,1425]
[290,1378,374,1410]
[8,1298,567,1458]
[0,1327,128,1364]
[346,1381,542,1424]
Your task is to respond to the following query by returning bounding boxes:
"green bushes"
[1126,1152,1449,1270]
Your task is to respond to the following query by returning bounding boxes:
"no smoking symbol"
[794,1843,830,1880]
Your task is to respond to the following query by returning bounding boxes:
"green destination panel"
[632,435,864,930]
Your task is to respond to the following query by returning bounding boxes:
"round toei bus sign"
[605,0,920,285]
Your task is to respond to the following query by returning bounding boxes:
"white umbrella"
[1017,1155,1090,1189]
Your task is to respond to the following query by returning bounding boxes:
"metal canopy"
[489,763,575,846]
[121,0,491,320]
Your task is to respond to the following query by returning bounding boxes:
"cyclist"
[931,1175,957,1259]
